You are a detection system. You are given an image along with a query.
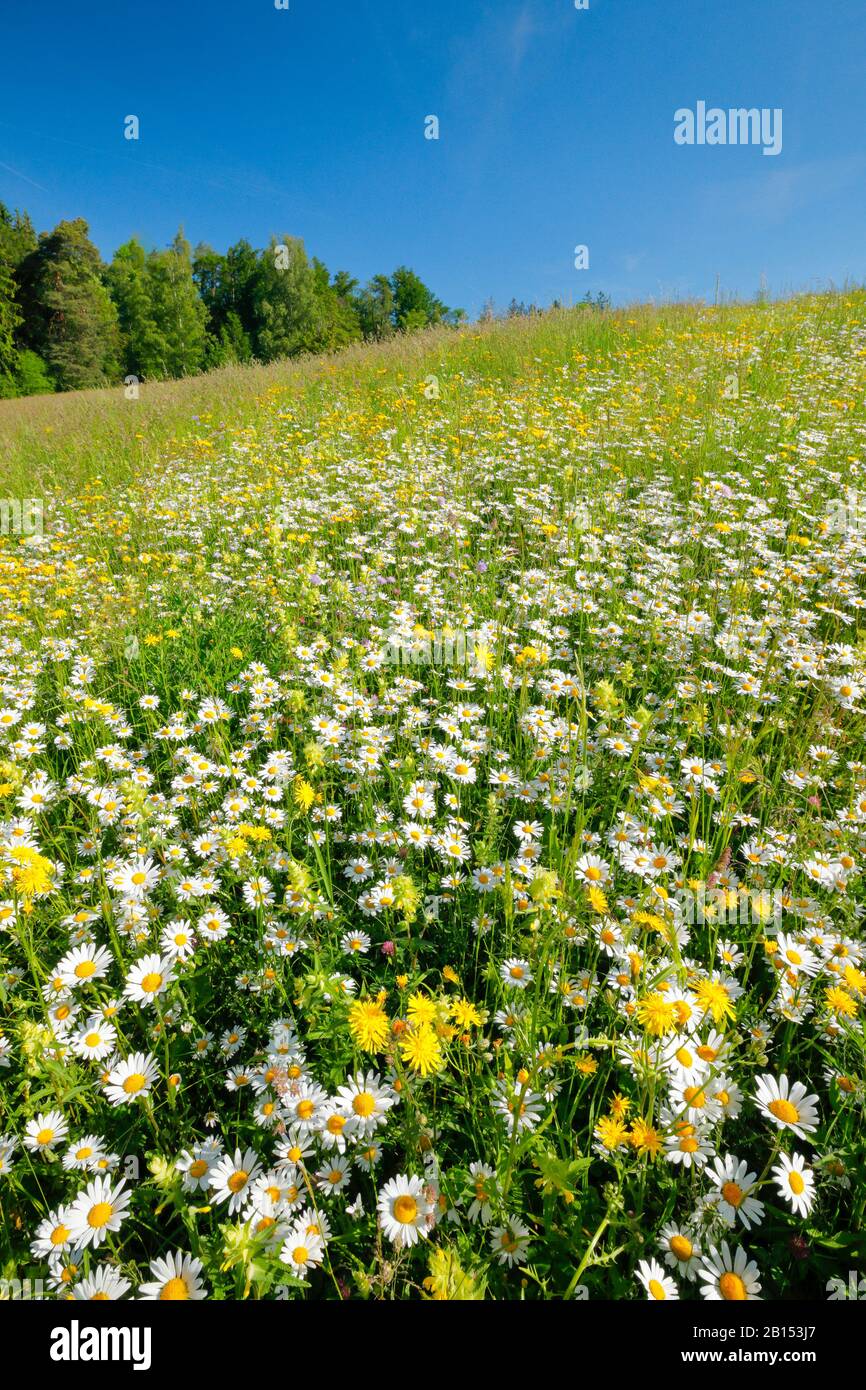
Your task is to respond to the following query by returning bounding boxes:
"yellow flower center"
[74,961,96,979]
[788,1171,805,1195]
[719,1272,747,1301]
[648,1278,666,1300]
[394,1194,418,1224]
[35,1128,54,1146]
[670,1235,692,1261]
[722,1181,744,1208]
[141,972,162,993]
[123,1072,147,1094]
[768,1098,799,1124]
[160,1277,189,1300]
[353,1093,376,1117]
[189,1159,208,1179]
[227,1170,248,1194]
[87,1202,113,1229]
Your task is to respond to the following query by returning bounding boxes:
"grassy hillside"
[1,292,865,1301]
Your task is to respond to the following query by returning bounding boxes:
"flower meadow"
[1,295,865,1303]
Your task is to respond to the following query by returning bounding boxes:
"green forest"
[0,202,462,397]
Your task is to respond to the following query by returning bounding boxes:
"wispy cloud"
[507,5,537,72]
[701,154,866,226]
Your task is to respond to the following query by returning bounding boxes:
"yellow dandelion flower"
[406,991,438,1026]
[694,978,736,1025]
[400,1025,444,1077]
[825,986,857,1018]
[348,999,390,1053]
[293,778,316,813]
[636,992,677,1037]
[594,1115,629,1151]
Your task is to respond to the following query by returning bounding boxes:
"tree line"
[0,201,463,397]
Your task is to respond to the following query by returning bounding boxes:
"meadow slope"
[1,294,865,1301]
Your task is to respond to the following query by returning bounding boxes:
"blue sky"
[1,0,864,317]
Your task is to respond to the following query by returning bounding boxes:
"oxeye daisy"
[669,1078,724,1124]
[286,1080,329,1129]
[30,1206,77,1259]
[755,1073,820,1141]
[771,1151,816,1216]
[124,952,173,1007]
[664,1122,714,1169]
[209,1146,263,1213]
[104,1052,159,1106]
[0,1137,17,1177]
[318,1101,352,1152]
[138,1249,207,1300]
[198,905,230,942]
[637,1257,679,1300]
[160,919,197,960]
[23,1109,68,1153]
[658,1222,702,1280]
[62,1135,106,1172]
[490,1215,532,1267]
[340,928,371,956]
[57,943,113,989]
[280,1225,325,1277]
[500,957,532,989]
[465,1161,496,1225]
[377,1173,431,1247]
[662,1037,707,1086]
[334,1070,396,1136]
[275,1127,315,1169]
[72,1264,132,1301]
[66,1176,131,1249]
[71,1016,117,1061]
[698,1241,762,1301]
[316,1155,351,1194]
[574,852,610,885]
[707,1154,765,1230]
